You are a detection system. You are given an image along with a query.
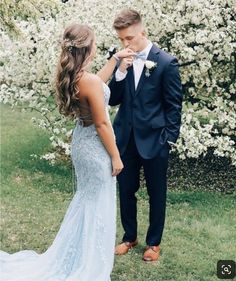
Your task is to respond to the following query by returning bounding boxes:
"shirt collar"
[138,41,153,60]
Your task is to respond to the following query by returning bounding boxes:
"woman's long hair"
[55,24,94,118]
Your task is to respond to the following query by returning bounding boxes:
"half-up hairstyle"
[55,23,94,118]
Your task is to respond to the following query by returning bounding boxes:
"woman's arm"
[79,73,123,176]
[97,48,134,83]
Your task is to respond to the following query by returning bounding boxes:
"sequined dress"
[0,82,116,281]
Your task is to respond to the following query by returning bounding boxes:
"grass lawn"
[0,104,235,281]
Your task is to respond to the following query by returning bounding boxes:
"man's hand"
[119,57,134,73]
[115,48,135,73]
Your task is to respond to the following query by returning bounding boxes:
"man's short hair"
[113,9,142,30]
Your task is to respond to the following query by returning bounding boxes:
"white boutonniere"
[144,60,157,77]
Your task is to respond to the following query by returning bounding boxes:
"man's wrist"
[118,67,127,74]
[115,68,127,81]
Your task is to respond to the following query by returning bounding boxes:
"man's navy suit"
[109,44,182,246]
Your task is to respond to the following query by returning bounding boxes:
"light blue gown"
[0,83,116,281]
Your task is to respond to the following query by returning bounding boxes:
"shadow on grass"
[1,105,72,193]
[1,130,70,176]
[137,186,235,211]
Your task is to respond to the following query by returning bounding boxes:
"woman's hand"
[111,156,124,176]
[115,48,135,59]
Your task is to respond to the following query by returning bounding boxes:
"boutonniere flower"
[144,60,157,77]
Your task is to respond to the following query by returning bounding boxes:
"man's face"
[116,23,146,52]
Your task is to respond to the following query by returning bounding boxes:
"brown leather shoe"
[115,240,138,255]
[143,245,160,262]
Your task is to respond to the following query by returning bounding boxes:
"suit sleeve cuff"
[115,68,127,81]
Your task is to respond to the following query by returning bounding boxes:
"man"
[109,9,183,262]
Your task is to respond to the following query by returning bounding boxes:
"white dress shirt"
[115,41,153,89]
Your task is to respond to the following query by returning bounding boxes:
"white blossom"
[0,0,235,164]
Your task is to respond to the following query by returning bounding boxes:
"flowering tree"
[0,0,58,36]
[1,0,235,164]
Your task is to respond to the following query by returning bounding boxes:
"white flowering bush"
[0,0,235,164]
[0,0,59,36]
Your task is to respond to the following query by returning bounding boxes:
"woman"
[0,23,134,281]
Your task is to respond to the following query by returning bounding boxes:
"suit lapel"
[134,44,160,97]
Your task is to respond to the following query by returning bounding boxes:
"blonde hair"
[113,9,142,30]
[55,23,94,118]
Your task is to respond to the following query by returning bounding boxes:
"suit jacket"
[109,44,183,159]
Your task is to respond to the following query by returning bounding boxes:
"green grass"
[0,104,235,281]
